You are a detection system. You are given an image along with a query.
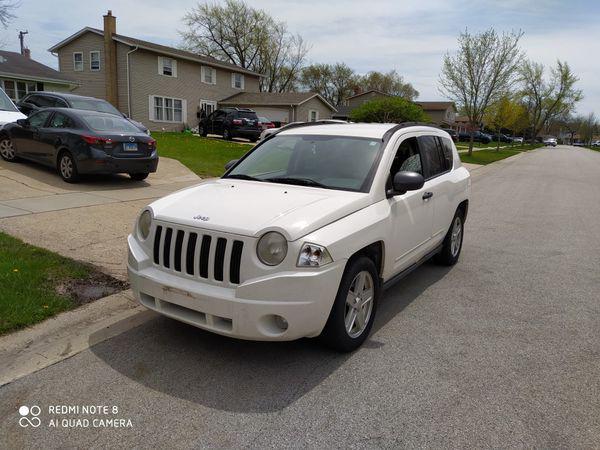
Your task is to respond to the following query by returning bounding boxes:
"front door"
[387,135,434,274]
[11,109,52,160]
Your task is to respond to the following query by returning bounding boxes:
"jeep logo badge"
[193,215,210,221]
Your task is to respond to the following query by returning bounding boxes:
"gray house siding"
[295,97,333,122]
[57,32,106,100]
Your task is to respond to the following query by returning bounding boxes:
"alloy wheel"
[450,216,463,257]
[344,270,374,338]
[0,138,15,160]
[60,155,73,179]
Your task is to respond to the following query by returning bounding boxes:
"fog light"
[274,315,288,331]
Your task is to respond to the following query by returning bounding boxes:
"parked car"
[590,140,600,147]
[441,128,458,143]
[198,107,261,142]
[16,91,150,135]
[0,87,27,131]
[543,137,557,147]
[259,119,348,140]
[511,136,524,144]
[573,142,585,147]
[458,131,492,144]
[0,108,158,182]
[490,133,512,143]
[128,123,470,351]
[258,116,275,131]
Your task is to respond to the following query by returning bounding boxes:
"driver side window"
[390,137,423,177]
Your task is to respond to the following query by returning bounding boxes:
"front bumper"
[77,152,159,175]
[127,234,346,341]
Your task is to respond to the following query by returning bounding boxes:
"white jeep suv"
[128,123,470,351]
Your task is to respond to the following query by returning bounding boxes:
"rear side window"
[418,135,450,179]
[440,137,454,171]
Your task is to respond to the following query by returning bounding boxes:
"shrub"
[350,97,430,123]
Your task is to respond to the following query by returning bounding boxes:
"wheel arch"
[55,146,72,168]
[458,199,469,222]
[347,241,385,284]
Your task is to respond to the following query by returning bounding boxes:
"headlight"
[297,243,332,267]
[257,231,287,266]
[138,210,152,240]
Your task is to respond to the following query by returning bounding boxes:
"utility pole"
[18,30,28,54]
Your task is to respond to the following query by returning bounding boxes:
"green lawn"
[459,149,523,165]
[0,232,122,335]
[154,132,253,177]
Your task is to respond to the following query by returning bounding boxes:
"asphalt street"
[1,146,599,448]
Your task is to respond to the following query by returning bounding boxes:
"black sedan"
[0,108,158,183]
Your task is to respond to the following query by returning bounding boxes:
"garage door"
[251,107,290,124]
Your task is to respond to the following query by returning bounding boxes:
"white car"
[543,137,557,147]
[259,119,347,141]
[128,123,471,351]
[511,137,524,144]
[0,88,27,158]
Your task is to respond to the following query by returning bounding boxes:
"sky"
[1,0,598,114]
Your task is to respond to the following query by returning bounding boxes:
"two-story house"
[48,11,261,131]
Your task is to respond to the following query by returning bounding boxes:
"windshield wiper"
[266,176,328,188]
[225,174,263,182]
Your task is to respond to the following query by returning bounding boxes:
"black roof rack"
[381,122,442,143]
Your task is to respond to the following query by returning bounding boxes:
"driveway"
[1,146,599,448]
[0,157,200,280]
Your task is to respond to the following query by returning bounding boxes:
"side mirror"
[225,159,239,171]
[388,171,424,197]
[16,118,29,127]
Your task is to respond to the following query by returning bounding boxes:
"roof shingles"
[0,50,75,84]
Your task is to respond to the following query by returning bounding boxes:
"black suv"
[16,92,149,135]
[199,108,261,141]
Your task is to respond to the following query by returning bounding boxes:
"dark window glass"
[49,113,74,128]
[390,137,422,176]
[28,110,52,127]
[439,137,453,171]
[418,135,445,179]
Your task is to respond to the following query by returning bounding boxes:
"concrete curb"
[0,290,154,387]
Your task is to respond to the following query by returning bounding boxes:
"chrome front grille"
[152,224,244,285]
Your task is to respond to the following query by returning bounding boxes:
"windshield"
[81,115,141,133]
[0,88,18,112]
[69,98,121,116]
[225,134,383,192]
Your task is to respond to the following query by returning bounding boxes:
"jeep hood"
[150,179,372,241]
[0,111,27,126]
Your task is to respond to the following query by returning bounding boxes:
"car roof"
[33,107,124,118]
[276,123,443,140]
[30,91,107,102]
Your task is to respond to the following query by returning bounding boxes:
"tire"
[129,172,149,181]
[320,256,380,352]
[435,208,465,266]
[199,125,207,137]
[57,151,80,183]
[0,136,17,162]
[223,128,232,140]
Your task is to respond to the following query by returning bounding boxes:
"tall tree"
[181,0,308,92]
[578,113,598,145]
[300,63,357,106]
[0,0,18,29]
[350,97,429,124]
[439,29,524,155]
[519,60,582,143]
[483,96,521,151]
[358,70,418,100]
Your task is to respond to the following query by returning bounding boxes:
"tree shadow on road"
[89,261,451,413]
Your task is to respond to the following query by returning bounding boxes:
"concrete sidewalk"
[0,157,200,280]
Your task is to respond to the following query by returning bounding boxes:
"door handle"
[422,192,433,200]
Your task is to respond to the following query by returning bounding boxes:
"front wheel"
[198,125,207,137]
[223,128,232,140]
[320,256,380,352]
[58,152,80,183]
[0,136,17,162]
[435,209,464,266]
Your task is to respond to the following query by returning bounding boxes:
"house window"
[200,100,217,116]
[158,57,177,77]
[2,80,16,100]
[73,52,83,71]
[309,110,319,122]
[201,66,216,85]
[151,95,185,123]
[90,51,100,71]
[1,79,39,101]
[231,73,244,89]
